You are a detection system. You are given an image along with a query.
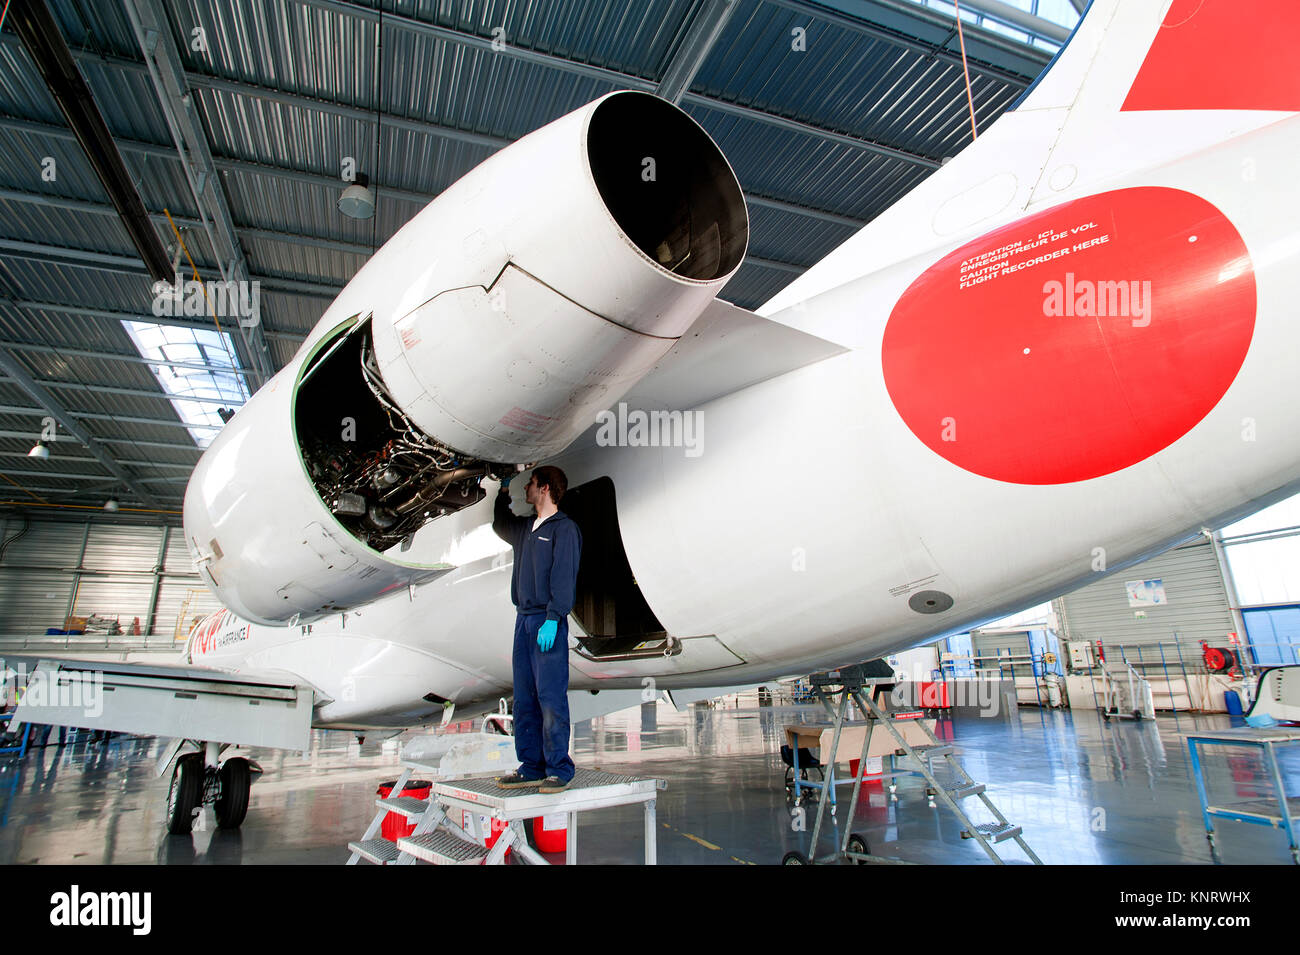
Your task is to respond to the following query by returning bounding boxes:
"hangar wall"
[0,516,220,643]
[1052,538,1236,664]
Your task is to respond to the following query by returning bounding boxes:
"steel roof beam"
[1,377,240,407]
[657,0,739,104]
[0,338,257,376]
[1,23,944,172]
[745,193,864,229]
[0,429,201,452]
[2,298,305,343]
[0,403,219,431]
[743,255,806,274]
[7,0,174,282]
[1,200,819,287]
[957,0,1070,43]
[2,116,868,235]
[100,438,201,452]
[0,187,374,260]
[0,449,192,470]
[0,468,185,483]
[299,0,968,165]
[2,182,853,270]
[122,0,275,388]
[0,239,343,298]
[773,0,1051,81]
[0,348,159,506]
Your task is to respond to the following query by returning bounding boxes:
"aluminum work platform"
[349,765,663,865]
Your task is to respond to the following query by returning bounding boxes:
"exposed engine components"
[297,318,508,551]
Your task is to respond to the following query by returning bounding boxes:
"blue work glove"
[537,618,558,652]
[500,473,513,491]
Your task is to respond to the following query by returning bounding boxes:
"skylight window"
[914,0,1079,51]
[122,321,250,447]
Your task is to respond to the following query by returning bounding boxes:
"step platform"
[397,830,489,865]
[430,768,662,865]
[347,838,402,865]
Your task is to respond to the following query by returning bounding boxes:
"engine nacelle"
[183,91,748,625]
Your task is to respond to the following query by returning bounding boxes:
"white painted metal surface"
[108,1,1300,735]
[7,658,313,750]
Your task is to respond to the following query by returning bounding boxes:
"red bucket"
[532,812,569,853]
[848,757,884,786]
[377,779,432,841]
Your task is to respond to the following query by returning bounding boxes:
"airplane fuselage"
[191,110,1300,728]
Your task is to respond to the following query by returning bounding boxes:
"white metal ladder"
[347,762,495,865]
[347,763,663,865]
[792,666,1042,865]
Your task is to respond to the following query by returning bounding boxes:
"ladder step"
[949,783,986,799]
[397,830,489,865]
[348,838,402,865]
[962,821,1022,843]
[920,746,954,758]
[375,796,432,819]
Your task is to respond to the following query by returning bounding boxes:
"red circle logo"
[881,187,1255,484]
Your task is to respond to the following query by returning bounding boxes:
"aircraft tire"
[215,757,251,830]
[166,753,203,835]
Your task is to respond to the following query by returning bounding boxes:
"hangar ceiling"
[0,0,1077,518]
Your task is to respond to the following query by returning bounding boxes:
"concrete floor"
[1,697,1297,865]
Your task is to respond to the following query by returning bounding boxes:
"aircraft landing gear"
[164,742,255,835]
[166,753,204,835]
[215,757,252,829]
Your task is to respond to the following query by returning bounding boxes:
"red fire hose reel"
[1201,641,1241,679]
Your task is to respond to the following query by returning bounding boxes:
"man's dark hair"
[531,465,568,505]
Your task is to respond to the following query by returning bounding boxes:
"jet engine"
[183,91,748,625]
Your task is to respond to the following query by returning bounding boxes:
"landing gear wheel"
[166,753,203,835]
[845,833,869,864]
[782,850,811,865]
[215,757,251,830]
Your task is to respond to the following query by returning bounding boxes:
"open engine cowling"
[183,91,748,625]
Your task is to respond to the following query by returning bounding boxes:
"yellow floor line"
[661,822,755,863]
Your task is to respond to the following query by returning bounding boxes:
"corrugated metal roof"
[0,0,1065,512]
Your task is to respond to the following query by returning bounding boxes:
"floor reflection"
[0,696,1295,864]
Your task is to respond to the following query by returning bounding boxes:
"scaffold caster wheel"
[782,850,810,865]
[846,833,869,864]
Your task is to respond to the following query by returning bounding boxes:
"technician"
[491,465,582,793]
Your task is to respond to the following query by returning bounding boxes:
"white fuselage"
[187,3,1300,729]
[193,110,1300,727]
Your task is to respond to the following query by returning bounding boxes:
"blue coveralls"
[493,491,583,782]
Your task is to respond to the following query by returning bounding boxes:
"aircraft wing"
[5,656,317,753]
[617,297,848,412]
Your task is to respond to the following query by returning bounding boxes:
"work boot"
[496,772,544,789]
[538,775,572,794]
